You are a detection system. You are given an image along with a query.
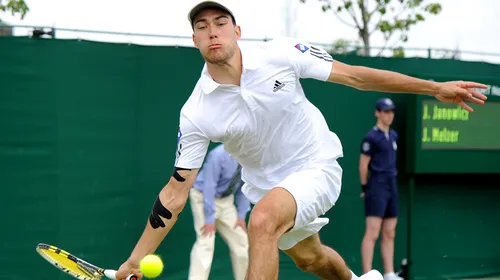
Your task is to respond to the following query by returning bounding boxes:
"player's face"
[191,9,241,65]
[376,109,395,126]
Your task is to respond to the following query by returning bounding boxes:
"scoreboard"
[406,95,500,174]
[420,100,500,150]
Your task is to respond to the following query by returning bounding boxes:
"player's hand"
[434,81,488,112]
[115,259,143,280]
[360,192,365,199]
[201,223,216,237]
[234,218,247,232]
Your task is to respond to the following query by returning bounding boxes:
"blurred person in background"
[188,143,250,280]
[359,98,402,280]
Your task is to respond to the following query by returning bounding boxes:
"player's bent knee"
[248,187,296,237]
[247,207,279,237]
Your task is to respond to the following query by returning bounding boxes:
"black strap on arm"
[149,196,173,229]
[172,167,191,182]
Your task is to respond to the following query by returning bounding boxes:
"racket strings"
[37,247,99,280]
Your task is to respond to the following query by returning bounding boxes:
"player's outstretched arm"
[327,60,488,112]
[115,168,199,279]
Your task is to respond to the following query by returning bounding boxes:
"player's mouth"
[208,44,222,49]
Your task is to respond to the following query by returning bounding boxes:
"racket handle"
[104,269,138,280]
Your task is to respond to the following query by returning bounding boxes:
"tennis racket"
[36,243,138,280]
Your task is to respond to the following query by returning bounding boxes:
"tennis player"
[115,1,487,279]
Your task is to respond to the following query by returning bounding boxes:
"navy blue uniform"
[361,127,399,218]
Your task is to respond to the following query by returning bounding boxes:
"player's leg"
[188,189,216,280]
[244,158,351,280]
[245,187,297,280]
[361,189,387,273]
[277,159,384,280]
[214,194,249,280]
[283,233,353,280]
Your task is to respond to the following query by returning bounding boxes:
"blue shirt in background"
[360,127,398,177]
[193,144,251,224]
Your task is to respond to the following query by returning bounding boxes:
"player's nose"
[208,26,218,39]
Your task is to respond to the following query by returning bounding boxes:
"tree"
[0,0,29,19]
[329,38,362,55]
[299,0,442,56]
[392,46,405,57]
[433,45,461,60]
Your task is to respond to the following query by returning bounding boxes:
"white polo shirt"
[175,36,343,190]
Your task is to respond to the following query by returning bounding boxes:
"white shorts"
[242,158,343,250]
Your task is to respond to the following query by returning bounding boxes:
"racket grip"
[104,270,138,280]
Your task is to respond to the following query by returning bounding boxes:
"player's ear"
[235,25,241,40]
[192,34,199,48]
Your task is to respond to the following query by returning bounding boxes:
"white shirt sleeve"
[174,112,210,169]
[273,37,334,81]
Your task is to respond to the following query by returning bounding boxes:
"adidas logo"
[273,80,285,92]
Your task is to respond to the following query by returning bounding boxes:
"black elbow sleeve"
[149,196,173,229]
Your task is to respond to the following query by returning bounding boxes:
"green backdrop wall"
[1,36,499,280]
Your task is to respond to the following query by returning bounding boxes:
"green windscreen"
[2,37,500,280]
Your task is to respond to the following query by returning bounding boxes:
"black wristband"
[361,184,367,192]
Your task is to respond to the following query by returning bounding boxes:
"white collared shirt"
[175,36,343,189]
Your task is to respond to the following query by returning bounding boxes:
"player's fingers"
[463,81,488,89]
[458,100,474,112]
[466,96,486,105]
[467,88,488,101]
[117,270,142,280]
[456,87,473,100]
[459,88,486,105]
[130,269,143,280]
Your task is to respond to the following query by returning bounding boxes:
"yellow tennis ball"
[139,254,163,278]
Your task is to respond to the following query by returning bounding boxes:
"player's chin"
[205,53,229,64]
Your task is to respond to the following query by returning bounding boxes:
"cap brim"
[379,106,396,111]
[188,1,235,27]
